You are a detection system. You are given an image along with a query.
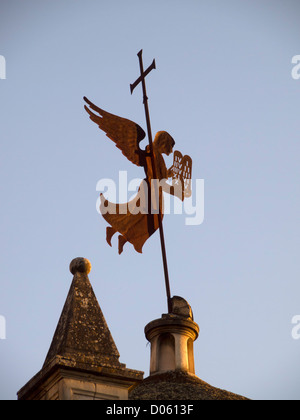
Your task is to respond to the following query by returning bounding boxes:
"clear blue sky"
[0,0,300,400]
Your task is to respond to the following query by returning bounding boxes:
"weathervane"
[84,50,192,313]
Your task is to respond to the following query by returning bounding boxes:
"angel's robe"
[100,150,167,253]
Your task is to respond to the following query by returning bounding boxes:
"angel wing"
[84,97,146,167]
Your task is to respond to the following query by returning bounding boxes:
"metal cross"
[130,50,172,314]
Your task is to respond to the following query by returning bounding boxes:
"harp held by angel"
[84,96,192,254]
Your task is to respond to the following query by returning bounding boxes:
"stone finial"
[170,296,194,320]
[145,297,199,376]
[69,257,92,275]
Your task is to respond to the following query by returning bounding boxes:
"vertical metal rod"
[137,50,172,313]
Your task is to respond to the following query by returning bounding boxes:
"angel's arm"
[160,179,185,202]
[167,166,174,178]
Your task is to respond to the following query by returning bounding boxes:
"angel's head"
[154,131,175,156]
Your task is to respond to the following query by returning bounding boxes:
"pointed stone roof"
[17,257,144,400]
[43,257,122,369]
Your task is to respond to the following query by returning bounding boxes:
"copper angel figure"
[84,97,189,255]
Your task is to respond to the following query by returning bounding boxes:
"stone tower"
[129,297,248,400]
[18,258,248,400]
[17,258,143,400]
[145,296,199,376]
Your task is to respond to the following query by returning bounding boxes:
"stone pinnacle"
[69,257,92,275]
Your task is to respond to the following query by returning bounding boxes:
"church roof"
[43,257,122,369]
[129,370,249,401]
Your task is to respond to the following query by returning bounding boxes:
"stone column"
[145,297,199,376]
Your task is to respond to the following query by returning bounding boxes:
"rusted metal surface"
[84,50,193,314]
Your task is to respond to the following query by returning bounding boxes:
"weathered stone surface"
[69,257,92,275]
[170,296,194,319]
[135,297,249,401]
[145,312,200,376]
[129,370,249,401]
[44,259,121,368]
[18,355,144,400]
[18,257,144,400]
